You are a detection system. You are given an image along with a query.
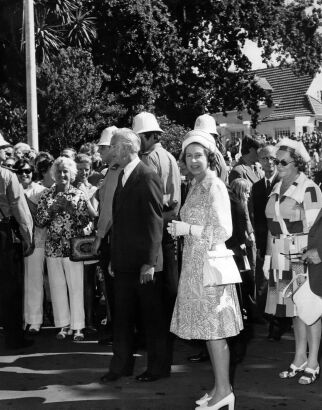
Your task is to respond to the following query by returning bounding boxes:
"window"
[317,90,322,102]
[230,131,244,139]
[275,128,290,139]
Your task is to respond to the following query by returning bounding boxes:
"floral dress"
[170,170,243,340]
[265,172,322,317]
[35,185,90,258]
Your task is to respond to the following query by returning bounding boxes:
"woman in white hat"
[263,138,322,385]
[167,130,243,410]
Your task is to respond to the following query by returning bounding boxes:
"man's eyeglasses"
[16,169,32,175]
[260,156,276,162]
[274,159,295,167]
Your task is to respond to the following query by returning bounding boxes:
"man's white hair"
[113,128,141,153]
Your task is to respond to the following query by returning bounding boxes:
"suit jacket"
[111,161,163,273]
[229,163,260,186]
[252,174,279,257]
[307,208,322,297]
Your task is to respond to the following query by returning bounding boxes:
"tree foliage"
[0,96,27,144]
[37,47,124,156]
[92,0,186,120]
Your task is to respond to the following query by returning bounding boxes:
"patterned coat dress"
[265,172,322,317]
[170,170,243,340]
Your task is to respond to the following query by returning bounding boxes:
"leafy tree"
[158,115,190,155]
[0,96,27,144]
[163,0,322,127]
[92,0,186,120]
[37,47,125,156]
[34,0,97,63]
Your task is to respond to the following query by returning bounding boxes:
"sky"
[242,40,267,69]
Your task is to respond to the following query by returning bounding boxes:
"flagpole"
[24,0,39,151]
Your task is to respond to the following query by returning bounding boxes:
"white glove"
[167,220,203,237]
[263,255,271,280]
[167,221,190,237]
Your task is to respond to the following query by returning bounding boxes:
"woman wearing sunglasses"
[15,159,48,334]
[263,138,322,385]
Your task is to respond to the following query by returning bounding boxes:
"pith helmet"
[0,133,11,149]
[98,126,118,146]
[132,112,164,134]
[194,114,218,135]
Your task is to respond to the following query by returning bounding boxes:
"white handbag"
[282,273,322,326]
[203,245,242,287]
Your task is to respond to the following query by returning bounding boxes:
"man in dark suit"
[100,128,168,383]
[229,135,264,186]
[252,144,289,339]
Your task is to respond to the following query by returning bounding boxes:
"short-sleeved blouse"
[35,185,90,257]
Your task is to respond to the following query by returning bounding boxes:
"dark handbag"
[69,236,97,262]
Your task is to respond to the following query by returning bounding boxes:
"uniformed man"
[0,133,34,349]
[92,126,120,344]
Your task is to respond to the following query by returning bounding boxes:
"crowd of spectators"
[1,117,322,409]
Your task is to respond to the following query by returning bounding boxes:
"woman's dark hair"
[291,152,307,172]
[14,159,34,173]
[34,152,54,179]
[182,145,218,171]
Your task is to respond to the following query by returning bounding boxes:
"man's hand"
[23,239,34,257]
[108,261,114,277]
[140,264,154,284]
[92,236,102,256]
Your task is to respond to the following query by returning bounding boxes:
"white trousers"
[24,247,45,326]
[46,257,85,330]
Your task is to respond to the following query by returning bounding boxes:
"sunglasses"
[274,159,295,167]
[17,169,32,175]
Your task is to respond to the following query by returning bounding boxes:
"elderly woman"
[74,154,99,333]
[15,159,47,333]
[35,156,94,341]
[263,138,322,385]
[168,130,243,410]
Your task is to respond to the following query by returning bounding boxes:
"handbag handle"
[282,273,308,299]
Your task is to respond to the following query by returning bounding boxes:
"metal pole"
[25,0,39,151]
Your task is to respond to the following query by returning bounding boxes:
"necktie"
[117,170,124,188]
[266,179,271,194]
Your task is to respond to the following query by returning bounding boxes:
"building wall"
[256,117,315,138]
[307,72,322,101]
[255,118,295,138]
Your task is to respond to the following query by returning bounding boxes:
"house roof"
[254,67,316,121]
[307,95,322,116]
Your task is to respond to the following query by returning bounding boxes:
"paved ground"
[0,324,321,410]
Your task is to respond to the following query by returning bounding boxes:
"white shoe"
[195,393,212,406]
[56,327,72,340]
[195,392,235,410]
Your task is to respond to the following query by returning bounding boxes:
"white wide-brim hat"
[276,138,310,163]
[182,130,216,153]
